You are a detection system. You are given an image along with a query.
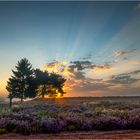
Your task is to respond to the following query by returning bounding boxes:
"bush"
[40,118,65,133]
[14,120,31,135]
[128,112,140,130]
[0,128,7,134]
[1,101,140,135]
[95,116,127,131]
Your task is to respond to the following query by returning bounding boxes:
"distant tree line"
[6,58,66,108]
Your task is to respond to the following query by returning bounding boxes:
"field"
[1,97,140,139]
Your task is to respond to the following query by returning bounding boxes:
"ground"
[0,130,140,139]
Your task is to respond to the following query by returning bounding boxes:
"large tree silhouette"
[34,69,49,98]
[48,73,66,98]
[6,58,36,103]
[34,69,66,98]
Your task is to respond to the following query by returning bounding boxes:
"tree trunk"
[42,94,44,99]
[9,97,12,109]
[21,98,23,102]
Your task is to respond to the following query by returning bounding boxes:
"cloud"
[131,60,140,65]
[42,60,113,93]
[82,53,92,60]
[42,59,140,96]
[107,69,140,85]
[117,69,140,76]
[70,60,95,71]
[73,81,111,93]
[41,60,68,73]
[108,75,139,85]
[113,48,137,57]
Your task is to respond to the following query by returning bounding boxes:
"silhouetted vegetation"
[34,69,66,98]
[6,58,66,107]
[6,58,36,107]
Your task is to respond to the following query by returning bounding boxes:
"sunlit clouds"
[113,49,137,57]
[42,48,140,96]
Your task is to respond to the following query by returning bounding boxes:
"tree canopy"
[6,58,66,106]
[6,58,36,102]
[34,69,66,98]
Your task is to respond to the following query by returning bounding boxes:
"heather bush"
[37,110,58,118]
[62,115,93,131]
[0,128,7,134]
[1,100,140,135]
[0,118,7,128]
[95,116,127,131]
[14,120,31,135]
[0,108,11,116]
[30,119,41,133]
[127,109,140,129]
[40,118,65,133]
[5,119,17,132]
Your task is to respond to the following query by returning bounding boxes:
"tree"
[48,73,66,98]
[34,69,66,98]
[6,77,18,108]
[6,58,36,103]
[34,69,49,98]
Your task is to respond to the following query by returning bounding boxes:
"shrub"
[14,120,31,135]
[40,118,65,133]
[0,118,7,128]
[95,116,127,131]
[127,111,140,130]
[0,128,7,134]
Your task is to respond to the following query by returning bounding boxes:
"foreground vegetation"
[1,97,140,135]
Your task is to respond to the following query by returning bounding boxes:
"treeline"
[6,58,66,108]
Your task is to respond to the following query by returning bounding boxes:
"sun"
[56,92,62,98]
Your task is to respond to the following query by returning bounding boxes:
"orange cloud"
[113,49,137,57]
[131,60,140,65]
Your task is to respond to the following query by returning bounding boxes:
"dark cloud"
[70,60,95,71]
[69,68,86,80]
[70,60,111,71]
[107,69,140,85]
[129,70,140,75]
[115,69,140,77]
[108,75,139,84]
[82,53,92,60]
[47,60,58,67]
[74,79,111,93]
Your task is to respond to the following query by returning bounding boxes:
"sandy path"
[0,130,140,139]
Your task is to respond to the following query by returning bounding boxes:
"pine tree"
[6,77,18,108]
[6,58,36,103]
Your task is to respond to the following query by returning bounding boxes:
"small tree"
[6,58,36,103]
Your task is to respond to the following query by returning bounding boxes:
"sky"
[0,1,140,97]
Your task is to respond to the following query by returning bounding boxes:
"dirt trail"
[0,130,140,139]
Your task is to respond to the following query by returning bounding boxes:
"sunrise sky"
[0,1,140,97]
